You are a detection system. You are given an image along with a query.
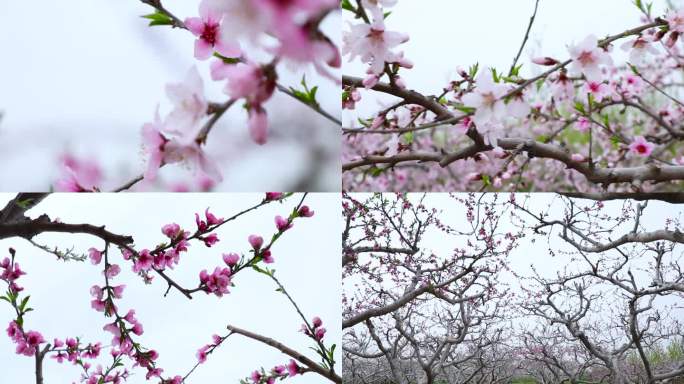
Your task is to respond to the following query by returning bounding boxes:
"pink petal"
[194,39,213,60]
[215,38,241,58]
[248,108,268,145]
[184,17,205,36]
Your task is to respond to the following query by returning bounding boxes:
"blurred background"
[0,0,341,191]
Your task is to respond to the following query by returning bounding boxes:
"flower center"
[636,144,648,154]
[201,23,219,46]
[578,51,595,65]
[481,92,497,108]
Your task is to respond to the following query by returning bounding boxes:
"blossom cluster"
[246,359,303,384]
[300,316,327,341]
[136,0,340,187]
[342,1,684,192]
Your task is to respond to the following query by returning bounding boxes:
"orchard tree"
[512,194,684,384]
[0,193,340,384]
[342,193,522,384]
[342,193,684,384]
[342,0,684,192]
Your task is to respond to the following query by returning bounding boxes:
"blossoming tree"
[49,0,341,192]
[342,0,684,192]
[342,192,684,384]
[0,193,340,383]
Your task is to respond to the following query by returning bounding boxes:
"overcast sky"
[0,1,341,191]
[343,0,682,124]
[0,193,341,383]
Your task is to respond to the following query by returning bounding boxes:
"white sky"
[0,1,341,191]
[0,193,341,383]
[343,0,682,124]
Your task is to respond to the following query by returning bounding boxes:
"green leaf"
[340,0,355,12]
[213,52,240,64]
[481,174,491,187]
[19,295,30,312]
[15,199,33,209]
[288,75,320,107]
[490,68,500,83]
[454,105,476,114]
[610,135,621,149]
[402,131,414,145]
[468,63,479,78]
[141,11,174,27]
[369,167,384,177]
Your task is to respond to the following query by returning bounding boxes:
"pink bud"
[532,57,560,66]
[298,206,314,217]
[222,253,240,267]
[88,248,102,265]
[248,235,264,250]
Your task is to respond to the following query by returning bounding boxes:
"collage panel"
[0,1,340,192]
[342,0,684,192]
[0,193,341,383]
[342,193,684,384]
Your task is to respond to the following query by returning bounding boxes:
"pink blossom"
[568,35,613,81]
[90,299,106,312]
[105,264,121,278]
[54,154,103,192]
[196,345,210,364]
[298,205,314,217]
[221,62,275,105]
[666,8,684,33]
[248,235,264,250]
[620,35,659,65]
[286,359,301,376]
[162,223,181,239]
[131,323,144,336]
[343,16,409,75]
[265,192,283,201]
[248,107,269,145]
[223,253,240,267]
[582,80,611,101]
[199,267,232,296]
[262,249,274,264]
[88,248,102,265]
[203,233,220,247]
[629,136,654,157]
[205,208,222,225]
[142,67,223,183]
[531,57,560,66]
[312,316,322,328]
[165,66,208,133]
[461,69,509,130]
[343,88,362,109]
[111,285,126,299]
[275,215,292,231]
[570,153,585,162]
[185,1,241,60]
[575,116,591,132]
[251,371,262,383]
[362,74,379,89]
[133,250,154,273]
